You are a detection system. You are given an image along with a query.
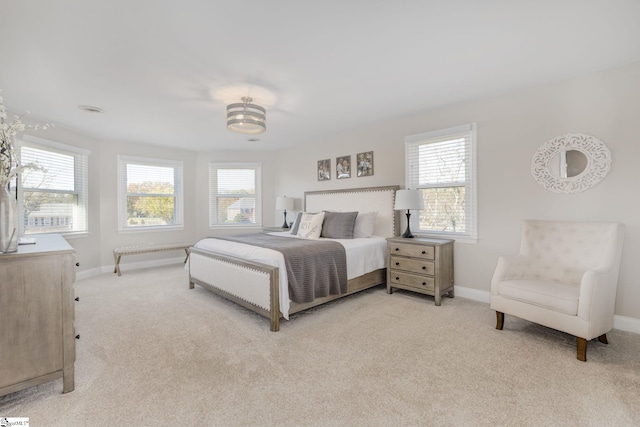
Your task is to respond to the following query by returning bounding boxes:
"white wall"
[193,150,276,237]
[17,128,277,273]
[21,61,639,321]
[96,140,199,268]
[271,62,640,320]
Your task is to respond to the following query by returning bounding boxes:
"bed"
[188,185,400,331]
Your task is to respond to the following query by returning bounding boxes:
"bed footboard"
[188,248,281,331]
[189,247,387,332]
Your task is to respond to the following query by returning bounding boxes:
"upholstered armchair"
[490,220,625,361]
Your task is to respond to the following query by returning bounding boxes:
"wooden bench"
[113,243,191,276]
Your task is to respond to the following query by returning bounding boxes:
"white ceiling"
[1,1,639,152]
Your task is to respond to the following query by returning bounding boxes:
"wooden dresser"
[386,237,454,305]
[0,234,77,396]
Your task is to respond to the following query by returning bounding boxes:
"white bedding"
[192,232,387,318]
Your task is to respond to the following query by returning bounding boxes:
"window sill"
[119,225,185,234]
[209,224,262,230]
[414,232,477,244]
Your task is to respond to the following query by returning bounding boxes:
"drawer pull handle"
[395,277,400,280]
[395,248,400,251]
[75,297,80,302]
[395,262,400,266]
[75,334,80,339]
[76,262,80,267]
[422,282,427,286]
[421,251,426,254]
[422,266,426,270]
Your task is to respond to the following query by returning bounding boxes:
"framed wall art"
[336,155,351,179]
[356,151,373,177]
[317,159,331,181]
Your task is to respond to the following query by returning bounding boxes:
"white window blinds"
[405,123,477,242]
[209,162,262,227]
[117,156,183,231]
[18,137,89,235]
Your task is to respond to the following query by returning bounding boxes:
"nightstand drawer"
[388,242,435,260]
[390,256,435,276]
[389,270,435,292]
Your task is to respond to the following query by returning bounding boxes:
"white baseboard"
[74,267,640,335]
[612,314,640,335]
[76,256,186,280]
[454,285,640,335]
[454,285,491,303]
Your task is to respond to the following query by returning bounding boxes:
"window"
[18,136,89,235]
[118,156,183,231]
[405,123,477,242]
[209,162,261,227]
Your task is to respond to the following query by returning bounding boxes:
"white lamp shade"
[394,189,424,210]
[276,196,294,210]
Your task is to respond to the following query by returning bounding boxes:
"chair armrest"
[577,268,618,330]
[490,255,530,295]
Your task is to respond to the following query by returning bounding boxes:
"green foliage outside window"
[126,181,175,226]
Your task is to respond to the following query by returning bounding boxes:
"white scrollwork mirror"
[531,133,611,193]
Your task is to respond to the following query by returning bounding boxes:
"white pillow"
[353,211,378,238]
[297,212,325,240]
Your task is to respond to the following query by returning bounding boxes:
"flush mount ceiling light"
[226,97,266,134]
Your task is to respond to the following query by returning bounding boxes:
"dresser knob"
[395,248,399,251]
[75,334,80,339]
[395,262,399,266]
[422,266,426,270]
[75,297,79,302]
[422,282,427,286]
[421,251,426,254]
[76,262,80,267]
[395,277,400,280]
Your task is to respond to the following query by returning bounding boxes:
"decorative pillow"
[290,212,303,235]
[321,211,358,239]
[353,211,378,238]
[297,212,325,240]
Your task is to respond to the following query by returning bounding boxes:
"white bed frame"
[188,185,400,331]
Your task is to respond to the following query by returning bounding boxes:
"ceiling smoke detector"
[78,105,105,113]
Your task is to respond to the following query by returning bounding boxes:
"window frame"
[17,135,90,237]
[117,155,184,233]
[405,123,477,243]
[209,162,262,229]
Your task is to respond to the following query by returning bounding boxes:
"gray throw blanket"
[213,233,347,303]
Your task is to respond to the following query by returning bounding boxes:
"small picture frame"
[356,151,374,177]
[336,155,351,179]
[317,159,331,181]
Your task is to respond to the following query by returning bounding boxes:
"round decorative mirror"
[531,133,611,193]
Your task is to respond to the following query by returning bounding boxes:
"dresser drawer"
[389,255,435,276]
[389,270,435,292]
[388,242,435,260]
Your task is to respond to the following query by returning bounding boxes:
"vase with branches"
[0,90,51,252]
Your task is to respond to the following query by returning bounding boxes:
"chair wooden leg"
[576,337,587,362]
[598,334,608,344]
[495,311,504,330]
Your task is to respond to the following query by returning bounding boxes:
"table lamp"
[394,189,424,238]
[276,196,295,229]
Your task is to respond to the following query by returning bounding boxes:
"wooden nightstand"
[386,237,454,305]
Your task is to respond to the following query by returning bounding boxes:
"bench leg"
[183,249,190,264]
[114,255,122,276]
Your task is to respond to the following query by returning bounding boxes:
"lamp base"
[402,210,415,238]
[281,211,289,229]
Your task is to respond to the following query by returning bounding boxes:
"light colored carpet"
[1,264,639,426]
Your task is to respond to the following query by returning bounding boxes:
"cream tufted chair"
[490,220,625,361]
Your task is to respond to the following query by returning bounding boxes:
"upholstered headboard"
[304,186,400,238]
